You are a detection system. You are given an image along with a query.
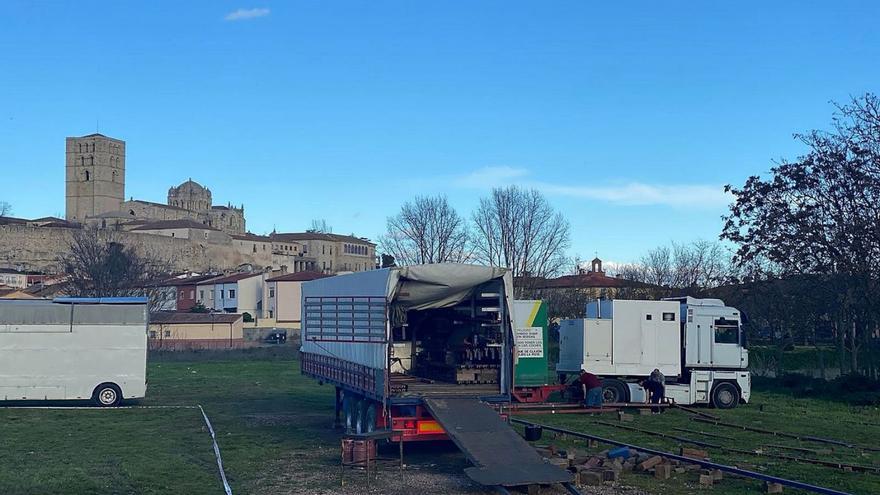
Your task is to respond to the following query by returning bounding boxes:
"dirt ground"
[251,440,653,495]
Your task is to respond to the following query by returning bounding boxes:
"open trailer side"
[300,264,516,441]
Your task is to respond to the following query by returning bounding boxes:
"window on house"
[164,330,171,338]
[189,290,194,299]
[204,232,209,239]
[662,312,676,321]
[149,330,156,339]
[210,290,214,299]
[84,170,90,181]
[645,314,652,321]
[269,310,274,318]
[228,289,236,298]
[269,288,275,298]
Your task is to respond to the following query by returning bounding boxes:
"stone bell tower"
[65,133,126,222]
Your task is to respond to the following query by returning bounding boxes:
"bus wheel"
[601,379,629,404]
[711,382,739,409]
[93,383,122,407]
[361,401,377,434]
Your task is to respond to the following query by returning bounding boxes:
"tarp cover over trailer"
[300,264,514,399]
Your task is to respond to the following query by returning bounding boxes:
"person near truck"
[578,369,603,408]
[643,368,666,414]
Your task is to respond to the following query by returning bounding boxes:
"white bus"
[0,297,148,407]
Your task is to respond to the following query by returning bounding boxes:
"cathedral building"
[65,133,245,234]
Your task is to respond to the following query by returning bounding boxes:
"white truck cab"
[557,297,750,408]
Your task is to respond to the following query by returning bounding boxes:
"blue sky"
[2,1,878,263]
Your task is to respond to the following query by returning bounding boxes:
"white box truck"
[0,297,148,407]
[557,296,750,408]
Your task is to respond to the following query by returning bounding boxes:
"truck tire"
[354,400,367,434]
[361,401,378,434]
[93,383,122,407]
[711,382,739,409]
[601,379,629,404]
[342,394,358,433]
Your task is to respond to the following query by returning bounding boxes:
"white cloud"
[224,7,270,21]
[454,166,528,188]
[455,166,730,208]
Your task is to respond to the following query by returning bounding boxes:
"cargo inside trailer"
[388,279,507,398]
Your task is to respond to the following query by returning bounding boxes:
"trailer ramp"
[423,398,572,487]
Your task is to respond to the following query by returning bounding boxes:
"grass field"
[1,350,879,494]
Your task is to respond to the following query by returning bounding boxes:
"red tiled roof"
[161,274,223,286]
[272,232,375,245]
[201,272,262,285]
[131,219,219,231]
[231,233,271,242]
[0,216,28,225]
[266,271,333,282]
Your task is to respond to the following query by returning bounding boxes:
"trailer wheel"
[601,379,629,404]
[353,400,368,434]
[93,383,122,407]
[711,382,739,409]
[361,401,378,434]
[342,394,358,433]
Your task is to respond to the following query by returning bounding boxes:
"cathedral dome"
[168,178,212,211]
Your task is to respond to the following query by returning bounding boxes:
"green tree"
[722,94,880,377]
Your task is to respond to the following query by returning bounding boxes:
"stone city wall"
[0,224,286,274]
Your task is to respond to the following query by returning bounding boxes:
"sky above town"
[2,1,879,264]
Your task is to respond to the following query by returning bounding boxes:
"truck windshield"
[714,318,739,344]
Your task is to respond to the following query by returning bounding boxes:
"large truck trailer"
[0,297,148,406]
[556,296,750,409]
[300,264,573,488]
[300,264,517,440]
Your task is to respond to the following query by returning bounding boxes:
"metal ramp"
[423,398,573,487]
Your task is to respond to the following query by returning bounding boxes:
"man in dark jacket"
[644,368,666,414]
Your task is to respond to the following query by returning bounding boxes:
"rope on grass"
[199,404,233,495]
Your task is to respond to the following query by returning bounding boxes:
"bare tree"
[58,228,173,311]
[380,195,471,265]
[472,186,570,278]
[308,219,332,233]
[0,201,11,217]
[641,245,673,287]
[626,240,731,290]
[670,240,730,288]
